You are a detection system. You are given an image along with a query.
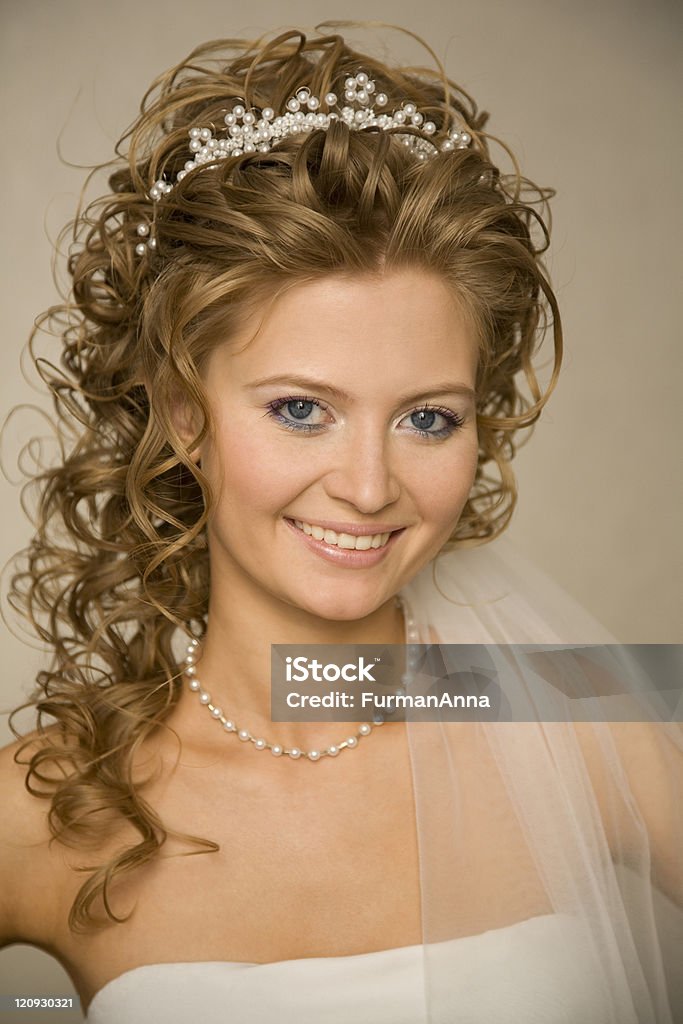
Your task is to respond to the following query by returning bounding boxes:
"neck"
[181,586,410,755]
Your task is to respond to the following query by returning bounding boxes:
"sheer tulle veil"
[398,536,683,1023]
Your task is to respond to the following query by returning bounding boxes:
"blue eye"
[403,405,465,439]
[283,399,315,420]
[412,409,437,429]
[266,396,329,432]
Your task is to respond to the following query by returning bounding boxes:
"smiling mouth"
[288,519,399,551]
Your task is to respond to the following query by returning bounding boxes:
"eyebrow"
[246,374,477,404]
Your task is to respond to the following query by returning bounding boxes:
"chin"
[285,588,388,624]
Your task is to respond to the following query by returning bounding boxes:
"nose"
[322,424,401,514]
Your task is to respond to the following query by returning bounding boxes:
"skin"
[173,266,480,752]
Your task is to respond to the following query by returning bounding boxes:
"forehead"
[206,268,479,391]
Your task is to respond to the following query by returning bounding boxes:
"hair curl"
[4,21,562,931]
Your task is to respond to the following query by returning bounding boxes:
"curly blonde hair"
[5,21,561,931]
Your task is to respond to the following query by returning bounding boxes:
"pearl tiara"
[135,71,473,257]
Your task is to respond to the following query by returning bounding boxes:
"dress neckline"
[85,913,568,1017]
[84,941,425,1016]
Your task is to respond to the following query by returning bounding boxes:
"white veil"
[399,536,683,1023]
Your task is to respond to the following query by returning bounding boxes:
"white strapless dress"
[84,913,615,1023]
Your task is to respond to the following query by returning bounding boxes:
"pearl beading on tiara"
[135,71,472,256]
[181,594,420,762]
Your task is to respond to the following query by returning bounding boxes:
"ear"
[147,382,202,464]
[172,395,202,464]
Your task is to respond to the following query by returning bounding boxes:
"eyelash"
[264,395,465,439]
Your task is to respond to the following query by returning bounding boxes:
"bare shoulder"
[0,727,66,948]
[573,719,683,908]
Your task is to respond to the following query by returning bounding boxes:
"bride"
[1,23,681,1024]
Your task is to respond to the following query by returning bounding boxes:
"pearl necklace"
[182,595,420,762]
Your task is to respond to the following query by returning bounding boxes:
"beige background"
[1,0,681,1015]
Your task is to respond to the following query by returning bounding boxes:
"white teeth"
[291,520,394,550]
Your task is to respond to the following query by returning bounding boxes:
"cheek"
[205,422,312,513]
[410,434,479,522]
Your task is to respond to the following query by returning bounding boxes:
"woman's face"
[195,268,480,621]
